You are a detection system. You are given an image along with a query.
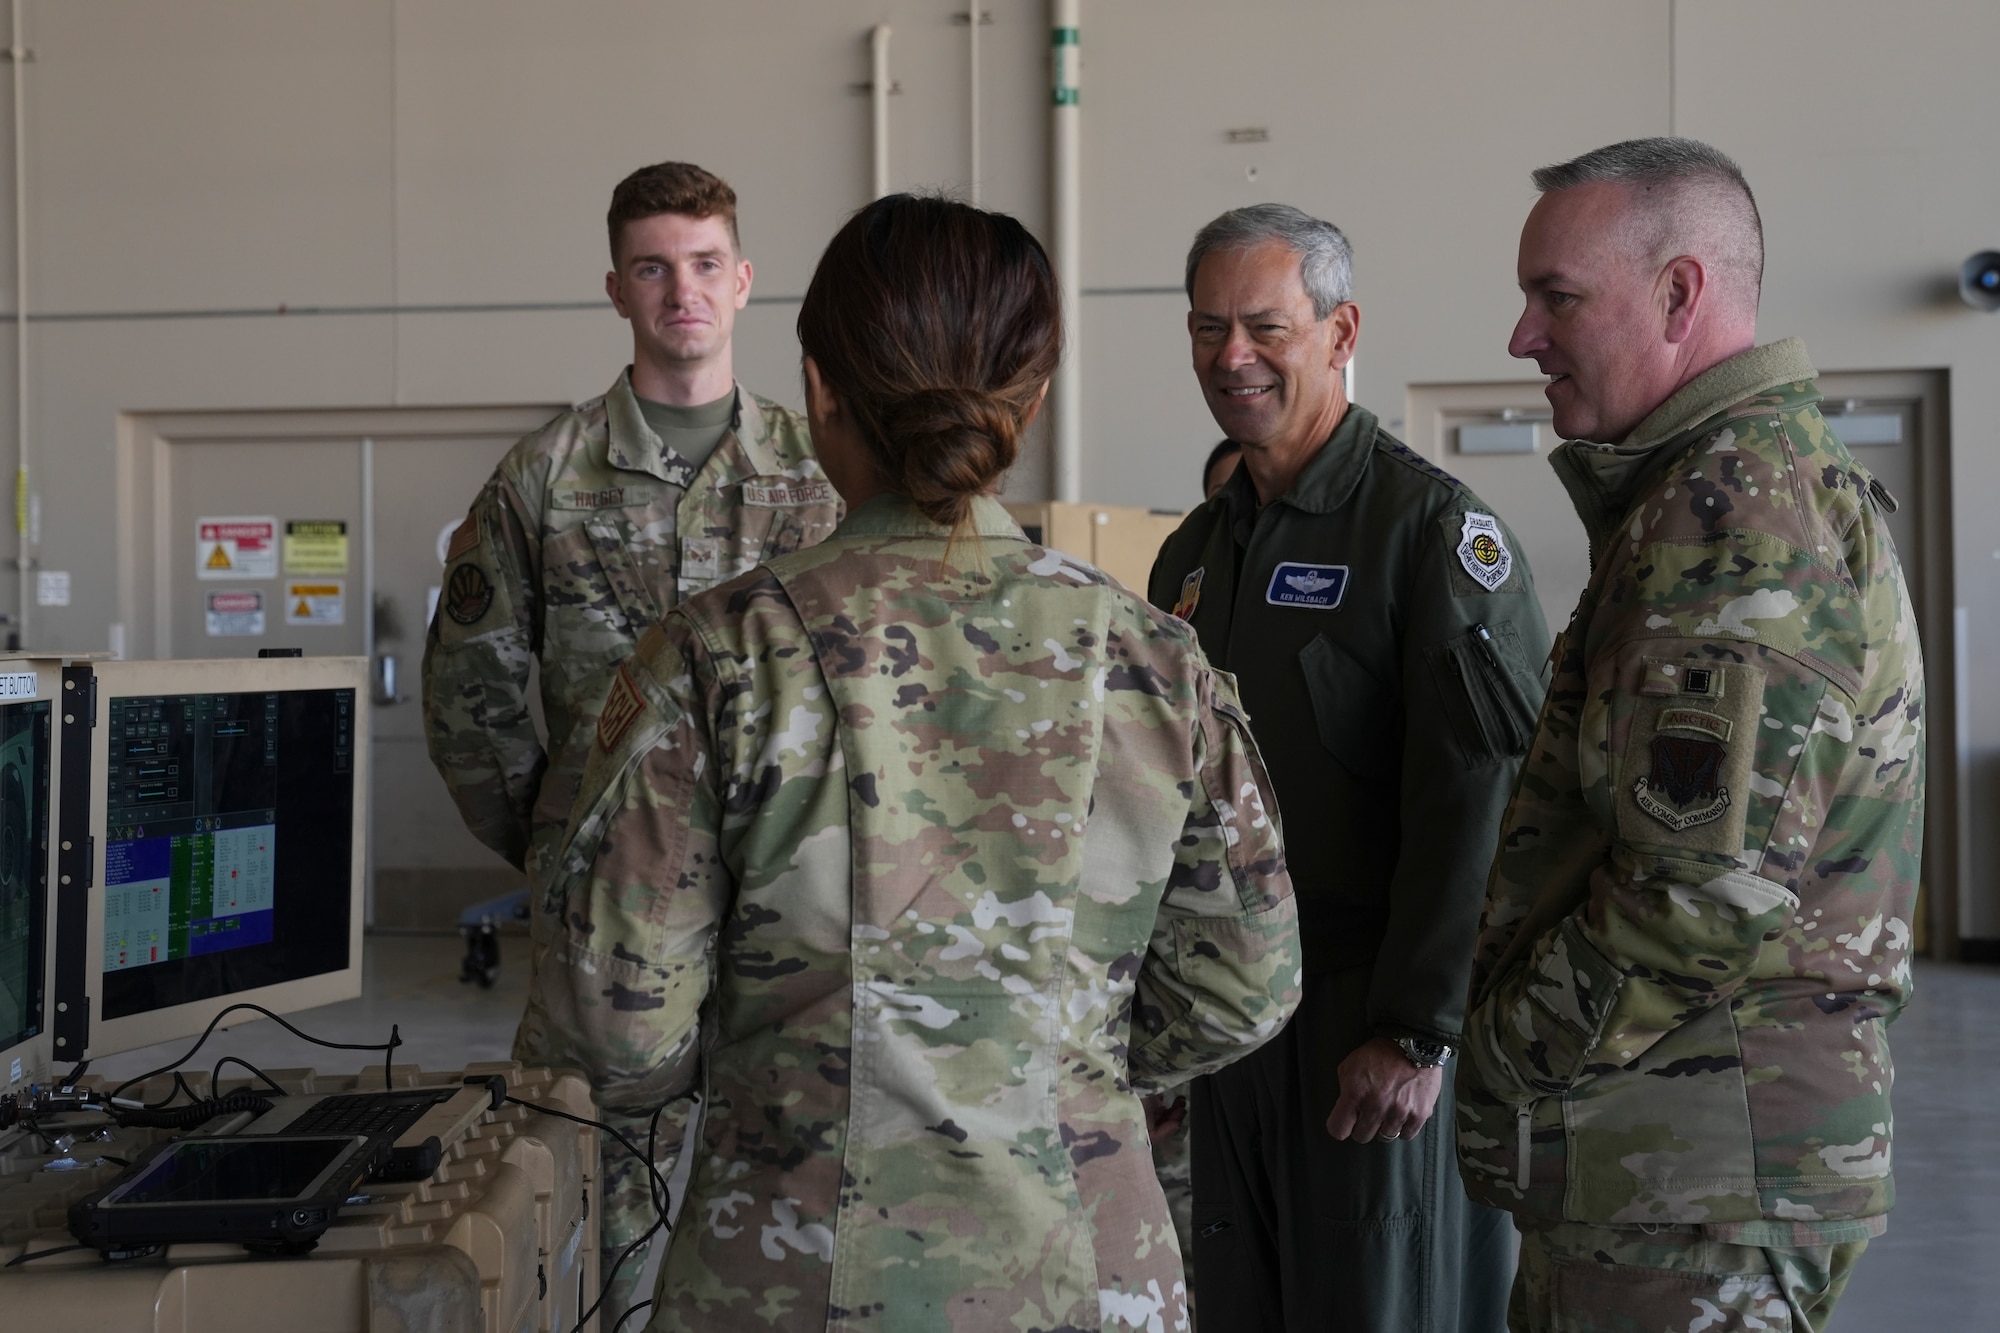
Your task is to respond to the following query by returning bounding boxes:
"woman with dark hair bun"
[527,193,1301,1332]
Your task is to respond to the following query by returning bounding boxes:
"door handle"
[374,652,403,705]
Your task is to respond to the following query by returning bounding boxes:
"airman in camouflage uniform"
[1458,140,1924,1332]
[525,493,1304,1332]
[422,162,841,1326]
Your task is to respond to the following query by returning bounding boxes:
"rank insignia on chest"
[1265,561,1349,610]
[1172,566,1205,620]
[1634,734,1731,831]
[1456,511,1513,591]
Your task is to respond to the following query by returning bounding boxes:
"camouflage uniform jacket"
[526,494,1303,1332]
[421,370,842,885]
[1455,338,1925,1237]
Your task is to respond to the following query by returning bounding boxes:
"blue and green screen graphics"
[100,688,355,1022]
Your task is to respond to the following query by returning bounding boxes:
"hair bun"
[874,387,1019,529]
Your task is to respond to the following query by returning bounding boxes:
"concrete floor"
[87,941,2000,1325]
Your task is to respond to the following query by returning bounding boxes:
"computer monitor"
[67,657,367,1063]
[0,659,68,1097]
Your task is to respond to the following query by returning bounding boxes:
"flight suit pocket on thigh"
[1425,620,1540,768]
[1298,634,1401,782]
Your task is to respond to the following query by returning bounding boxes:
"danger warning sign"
[196,516,279,580]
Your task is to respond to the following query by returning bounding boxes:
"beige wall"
[5,1,1996,929]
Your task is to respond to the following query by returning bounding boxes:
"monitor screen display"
[0,698,51,1056]
[98,687,354,1022]
[106,1135,359,1206]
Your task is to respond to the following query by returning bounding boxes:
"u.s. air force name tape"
[1265,561,1349,610]
[1456,512,1512,590]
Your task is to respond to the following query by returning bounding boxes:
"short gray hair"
[1184,204,1353,319]
[1532,137,1764,296]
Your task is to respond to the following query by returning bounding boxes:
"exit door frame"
[1818,369,1960,963]
[115,403,563,928]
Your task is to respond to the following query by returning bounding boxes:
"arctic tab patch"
[1265,562,1349,610]
[1456,511,1513,591]
[1172,567,1205,621]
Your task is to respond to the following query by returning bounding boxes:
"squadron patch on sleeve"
[596,664,646,752]
[443,562,495,626]
[1456,512,1513,591]
[1172,566,1205,621]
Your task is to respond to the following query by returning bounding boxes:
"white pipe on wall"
[871,25,892,200]
[1050,0,1081,502]
[10,0,25,644]
[968,8,981,206]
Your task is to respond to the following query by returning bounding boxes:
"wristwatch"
[1392,1036,1454,1069]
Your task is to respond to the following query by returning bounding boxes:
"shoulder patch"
[1172,566,1205,621]
[443,562,495,626]
[596,664,647,752]
[1455,512,1513,591]
[444,514,479,563]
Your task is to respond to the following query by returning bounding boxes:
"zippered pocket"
[1425,619,1541,767]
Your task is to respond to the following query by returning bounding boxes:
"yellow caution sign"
[283,580,345,627]
[205,544,234,570]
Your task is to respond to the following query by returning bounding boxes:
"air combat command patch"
[1456,511,1513,591]
[1172,567,1205,621]
[1633,733,1731,831]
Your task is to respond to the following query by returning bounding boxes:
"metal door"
[127,406,561,930]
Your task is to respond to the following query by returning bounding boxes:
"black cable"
[107,1003,403,1107]
[209,1056,288,1100]
[573,1219,664,1333]
[503,1094,678,1333]
[501,1096,673,1230]
[5,1243,89,1268]
[612,1299,655,1333]
[645,1100,667,1216]
[114,1089,273,1130]
[141,1071,195,1111]
[57,1060,89,1090]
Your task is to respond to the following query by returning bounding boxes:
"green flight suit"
[1149,404,1548,1332]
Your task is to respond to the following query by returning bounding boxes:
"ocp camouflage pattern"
[420,369,840,1321]
[523,494,1302,1332]
[422,369,840,894]
[1456,339,1925,1233]
[1510,1217,1865,1332]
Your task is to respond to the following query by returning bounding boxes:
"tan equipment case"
[0,1063,600,1333]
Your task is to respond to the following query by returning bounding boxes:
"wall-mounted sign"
[284,519,350,573]
[206,590,266,637]
[284,581,344,627]
[197,516,279,579]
